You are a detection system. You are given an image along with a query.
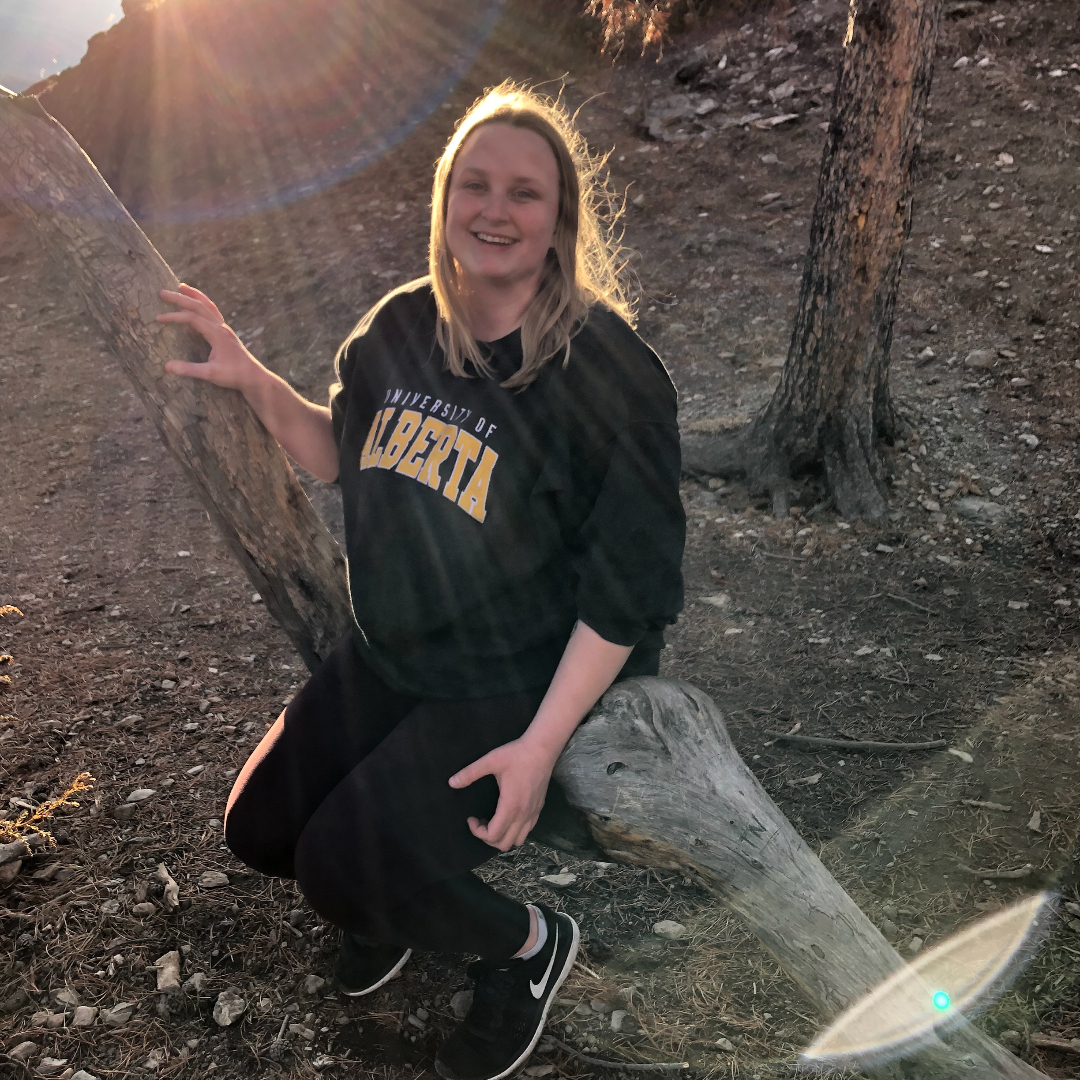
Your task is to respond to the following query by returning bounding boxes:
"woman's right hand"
[157,284,263,392]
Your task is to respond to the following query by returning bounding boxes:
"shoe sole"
[435,913,580,1080]
[338,947,412,997]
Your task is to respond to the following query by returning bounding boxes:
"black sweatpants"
[223,635,547,959]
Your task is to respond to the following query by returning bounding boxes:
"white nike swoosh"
[529,922,559,1000]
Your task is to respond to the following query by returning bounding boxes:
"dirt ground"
[2,0,1080,1078]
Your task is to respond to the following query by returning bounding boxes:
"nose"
[478,188,511,224]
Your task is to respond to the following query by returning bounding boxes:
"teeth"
[476,232,514,245]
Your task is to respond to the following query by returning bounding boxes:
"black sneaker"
[333,933,411,997]
[435,904,579,1080]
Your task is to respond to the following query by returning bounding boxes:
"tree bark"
[683,0,943,520]
[0,86,352,671]
[0,86,1044,1080]
[559,679,1048,1080]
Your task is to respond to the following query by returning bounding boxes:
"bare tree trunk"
[684,0,943,521]
[0,87,1044,1080]
[0,87,352,671]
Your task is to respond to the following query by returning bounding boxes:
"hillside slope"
[29,0,508,220]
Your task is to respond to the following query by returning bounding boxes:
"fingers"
[156,309,229,345]
[468,807,536,852]
[159,285,224,324]
[163,359,213,380]
[449,752,494,789]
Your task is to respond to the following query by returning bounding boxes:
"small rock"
[34,1057,68,1078]
[251,592,262,604]
[160,680,176,691]
[415,1007,429,1022]
[301,975,325,996]
[155,951,182,992]
[1,988,30,1014]
[964,349,995,370]
[1018,433,1040,449]
[31,1011,50,1026]
[540,873,577,888]
[288,1023,315,1041]
[104,1002,136,1027]
[126,788,156,803]
[407,1013,426,1029]
[199,871,230,889]
[52,988,80,1010]
[907,936,925,955]
[610,1009,628,1032]
[212,988,247,1027]
[182,971,207,994]
[954,497,1006,523]
[700,593,732,609]
[998,1031,1022,1051]
[715,1036,736,1052]
[880,918,899,940]
[100,899,120,915]
[8,1042,39,1064]
[131,902,156,917]
[1027,810,1042,833]
[652,920,688,940]
[1008,600,1029,610]
[574,1003,594,1017]
[198,700,211,714]
[450,989,473,1019]
[917,346,935,362]
[186,765,205,776]
[71,1006,98,1028]
[524,1066,556,1078]
[44,1013,66,1030]
[590,998,614,1014]
[922,498,941,513]
[109,803,137,822]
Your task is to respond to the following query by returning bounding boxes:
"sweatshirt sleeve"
[572,420,686,647]
[328,338,357,452]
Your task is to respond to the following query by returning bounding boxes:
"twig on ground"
[886,593,934,615]
[805,495,835,519]
[958,863,1034,880]
[766,732,946,752]
[961,799,1013,812]
[1030,1034,1080,1054]
[756,550,806,562]
[547,1036,689,1071]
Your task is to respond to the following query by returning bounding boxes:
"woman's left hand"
[448,738,557,852]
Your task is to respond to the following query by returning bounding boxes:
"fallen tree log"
[0,86,1046,1080]
[0,85,351,671]
[557,679,1049,1080]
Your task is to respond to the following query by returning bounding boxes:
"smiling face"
[444,121,562,295]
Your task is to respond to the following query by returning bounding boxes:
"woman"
[158,82,684,1080]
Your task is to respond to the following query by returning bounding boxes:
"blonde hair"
[429,80,634,389]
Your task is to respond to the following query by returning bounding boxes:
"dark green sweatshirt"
[328,278,684,699]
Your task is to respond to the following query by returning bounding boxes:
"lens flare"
[802,892,1052,1067]
[26,0,508,223]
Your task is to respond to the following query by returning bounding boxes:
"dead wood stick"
[766,732,946,752]
[0,840,31,868]
[961,799,1013,812]
[959,863,1034,880]
[886,593,935,615]
[547,1037,688,1072]
[1029,1035,1080,1054]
